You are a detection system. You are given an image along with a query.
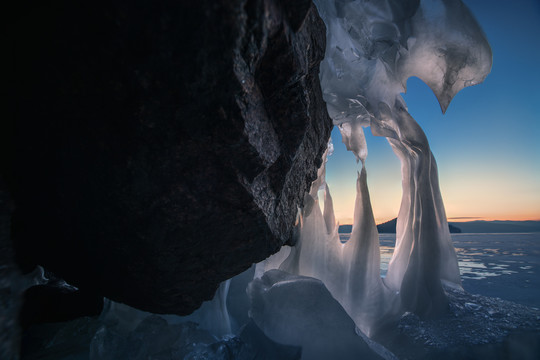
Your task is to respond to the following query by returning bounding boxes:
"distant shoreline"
[338,219,540,234]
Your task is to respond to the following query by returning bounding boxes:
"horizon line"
[335,218,540,226]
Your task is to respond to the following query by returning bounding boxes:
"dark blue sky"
[326,0,540,223]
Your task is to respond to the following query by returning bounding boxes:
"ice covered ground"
[376,233,540,308]
[20,233,540,360]
[382,283,540,359]
[454,233,540,308]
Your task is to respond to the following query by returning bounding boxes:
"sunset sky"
[325,0,540,225]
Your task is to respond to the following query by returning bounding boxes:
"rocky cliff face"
[5,0,331,316]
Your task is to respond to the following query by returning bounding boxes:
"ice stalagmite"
[279,142,344,298]
[342,165,399,336]
[335,123,398,336]
[257,143,338,283]
[323,183,336,236]
[289,195,331,280]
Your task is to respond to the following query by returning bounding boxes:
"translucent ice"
[340,167,400,336]
[88,295,302,360]
[247,270,384,360]
[322,183,336,235]
[174,279,233,338]
[196,279,233,338]
[279,140,342,291]
[311,0,492,318]
[277,138,398,336]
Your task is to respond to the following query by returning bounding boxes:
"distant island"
[338,218,461,234]
[447,220,540,233]
[338,219,540,234]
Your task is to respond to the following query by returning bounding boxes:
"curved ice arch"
[311,0,491,319]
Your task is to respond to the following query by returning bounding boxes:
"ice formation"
[247,270,384,360]
[315,0,490,319]
[258,0,492,338]
[190,279,232,338]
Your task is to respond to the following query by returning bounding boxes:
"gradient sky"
[325,0,540,224]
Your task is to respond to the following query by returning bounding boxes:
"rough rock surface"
[4,0,331,315]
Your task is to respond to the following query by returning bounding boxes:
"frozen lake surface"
[20,232,540,360]
[342,232,540,307]
[380,232,540,308]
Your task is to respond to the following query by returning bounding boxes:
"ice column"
[279,142,344,298]
[375,106,458,316]
[339,125,399,336]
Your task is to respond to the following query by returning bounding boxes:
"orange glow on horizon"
[334,215,540,226]
[331,187,540,225]
[328,164,540,226]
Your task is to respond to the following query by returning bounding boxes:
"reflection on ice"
[345,234,528,281]
[459,260,516,280]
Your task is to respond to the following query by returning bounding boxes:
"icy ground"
[378,285,540,359]
[18,233,540,359]
[19,273,540,360]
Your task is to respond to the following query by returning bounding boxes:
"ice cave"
[3,0,540,359]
